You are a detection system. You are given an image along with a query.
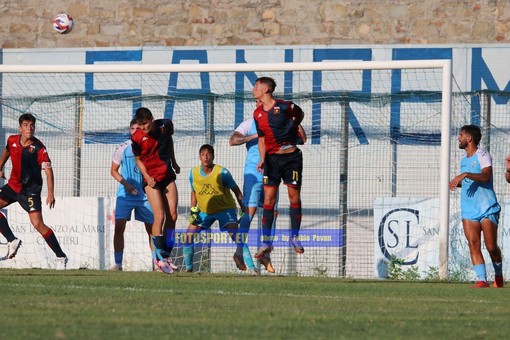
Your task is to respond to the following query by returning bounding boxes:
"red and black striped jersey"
[253,99,303,154]
[131,119,174,182]
[5,135,51,194]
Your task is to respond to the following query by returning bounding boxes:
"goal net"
[0,60,480,280]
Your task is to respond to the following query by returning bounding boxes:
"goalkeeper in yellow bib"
[182,144,247,272]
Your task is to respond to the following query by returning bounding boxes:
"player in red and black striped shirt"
[132,107,180,274]
[252,77,305,268]
[0,113,67,268]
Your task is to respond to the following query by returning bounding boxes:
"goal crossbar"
[0,60,451,73]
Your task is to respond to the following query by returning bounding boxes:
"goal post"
[0,60,453,279]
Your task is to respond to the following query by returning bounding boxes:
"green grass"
[0,269,508,339]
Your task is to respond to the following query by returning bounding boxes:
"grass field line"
[4,280,490,304]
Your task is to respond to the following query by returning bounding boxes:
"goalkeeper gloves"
[189,206,200,224]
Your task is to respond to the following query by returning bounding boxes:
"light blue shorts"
[242,173,279,210]
[115,196,154,223]
[243,173,264,208]
[464,204,500,226]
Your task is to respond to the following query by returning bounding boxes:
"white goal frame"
[0,60,453,278]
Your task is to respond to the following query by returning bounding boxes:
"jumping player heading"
[252,76,305,267]
[131,107,180,274]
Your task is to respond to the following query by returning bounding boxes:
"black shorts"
[263,148,303,188]
[0,184,42,213]
[143,171,176,192]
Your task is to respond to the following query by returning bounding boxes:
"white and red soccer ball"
[53,13,74,34]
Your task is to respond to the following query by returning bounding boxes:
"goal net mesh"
[0,65,500,280]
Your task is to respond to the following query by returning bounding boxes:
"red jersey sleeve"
[37,145,51,165]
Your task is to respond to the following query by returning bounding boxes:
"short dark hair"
[461,124,482,146]
[19,113,36,126]
[256,77,277,94]
[199,144,214,156]
[130,118,137,127]
[134,107,153,123]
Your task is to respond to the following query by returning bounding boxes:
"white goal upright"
[0,60,455,279]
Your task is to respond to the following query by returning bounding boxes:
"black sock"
[43,229,66,258]
[262,205,275,245]
[290,203,302,239]
[0,213,16,242]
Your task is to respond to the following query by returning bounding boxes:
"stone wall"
[1,0,509,48]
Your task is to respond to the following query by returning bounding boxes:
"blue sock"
[239,213,254,234]
[183,245,194,271]
[493,261,503,276]
[474,263,487,282]
[242,244,256,270]
[114,251,123,267]
[238,214,255,269]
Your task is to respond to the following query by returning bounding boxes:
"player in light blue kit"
[230,115,267,274]
[449,125,503,288]
[110,119,154,271]
[229,100,307,274]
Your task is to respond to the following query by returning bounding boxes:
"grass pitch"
[0,269,508,339]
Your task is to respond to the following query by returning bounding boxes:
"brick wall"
[2,0,509,48]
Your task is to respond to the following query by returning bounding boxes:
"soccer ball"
[53,13,74,34]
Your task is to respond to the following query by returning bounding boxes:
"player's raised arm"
[229,131,258,146]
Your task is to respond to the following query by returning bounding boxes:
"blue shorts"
[195,208,238,232]
[115,196,154,223]
[467,211,500,226]
[464,204,500,226]
[242,174,280,210]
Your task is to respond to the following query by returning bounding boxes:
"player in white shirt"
[110,119,154,271]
